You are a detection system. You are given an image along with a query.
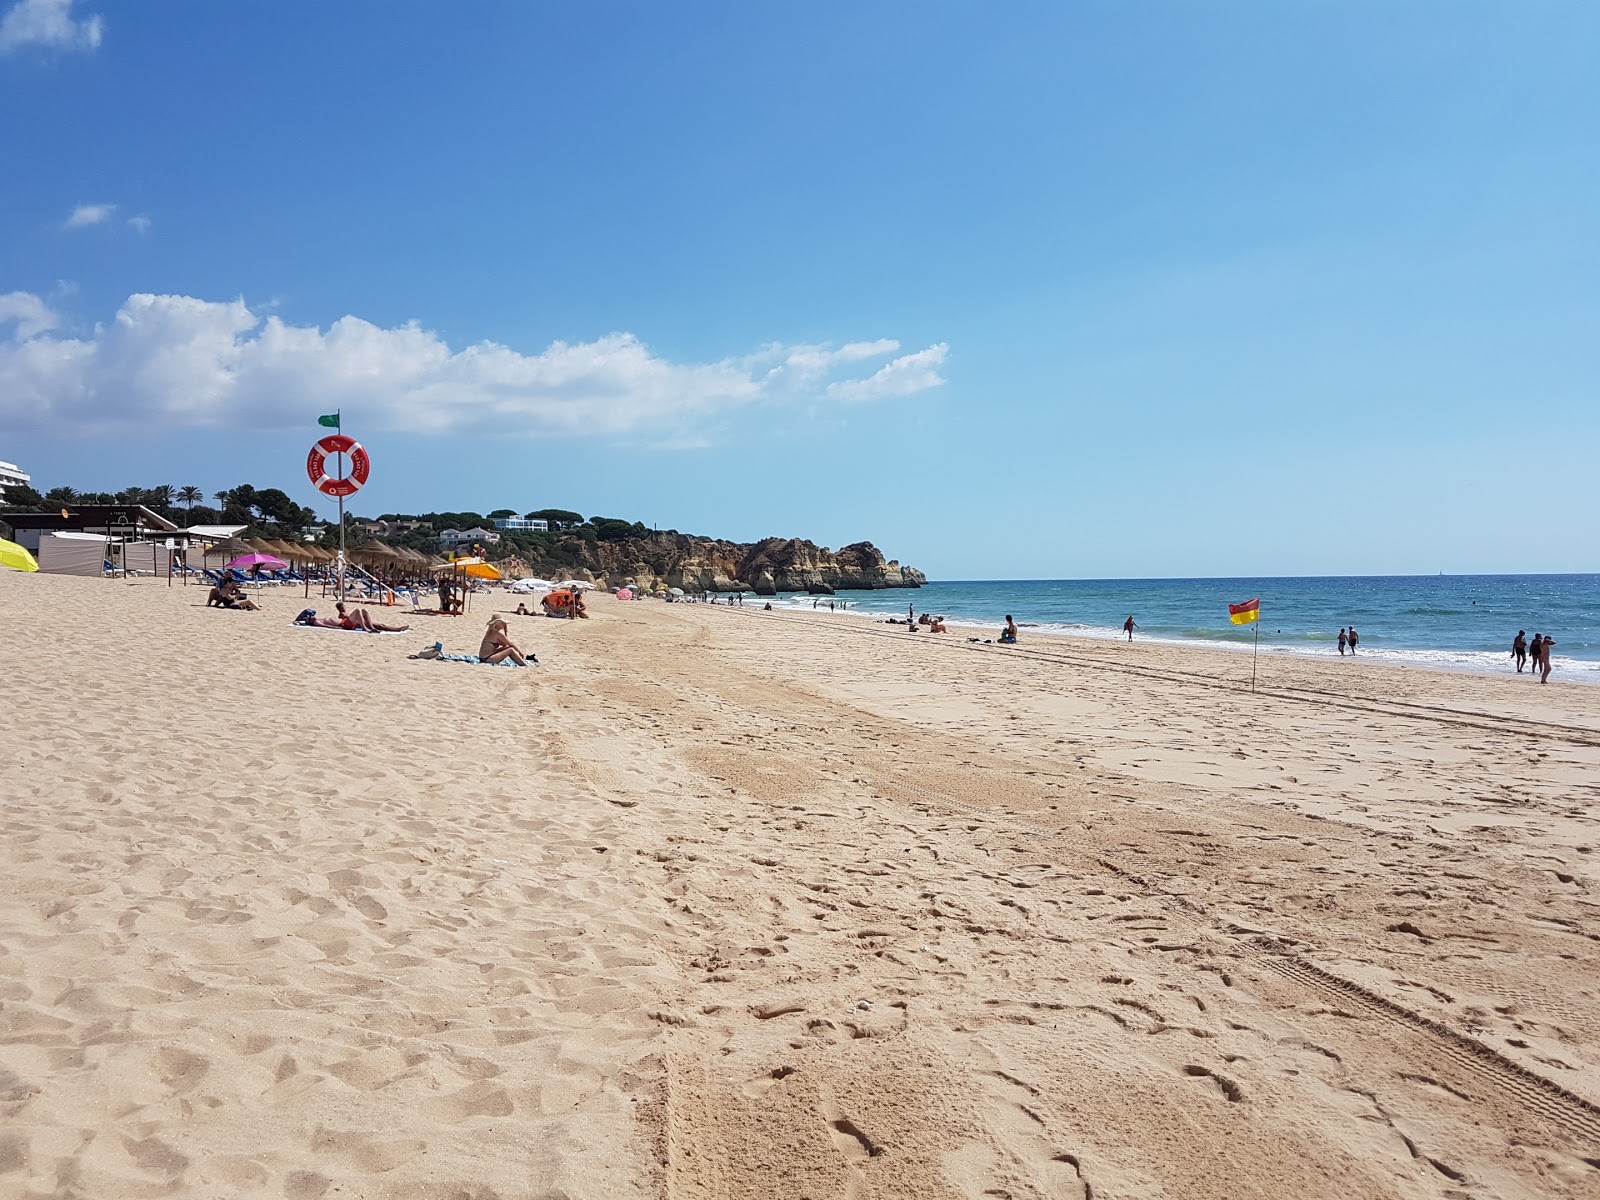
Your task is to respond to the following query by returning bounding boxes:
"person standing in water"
[1513,630,1528,673]
[1123,615,1137,641]
[1540,635,1556,684]
[1347,626,1360,655]
[1338,628,1348,656]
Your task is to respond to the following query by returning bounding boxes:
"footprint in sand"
[821,1101,882,1161]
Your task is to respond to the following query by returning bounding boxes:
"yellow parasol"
[434,557,502,581]
[0,538,40,572]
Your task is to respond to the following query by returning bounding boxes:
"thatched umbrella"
[267,539,306,560]
[206,537,249,562]
[354,540,408,567]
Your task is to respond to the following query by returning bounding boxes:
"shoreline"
[750,594,1600,686]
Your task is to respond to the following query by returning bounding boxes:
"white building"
[0,460,30,503]
[494,517,549,532]
[439,526,502,548]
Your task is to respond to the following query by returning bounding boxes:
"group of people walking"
[1337,626,1360,655]
[1512,630,1557,683]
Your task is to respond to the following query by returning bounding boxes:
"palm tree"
[44,486,79,505]
[178,486,203,516]
[146,485,175,512]
[214,491,229,509]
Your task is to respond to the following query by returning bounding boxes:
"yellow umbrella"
[0,538,39,573]
[438,558,502,581]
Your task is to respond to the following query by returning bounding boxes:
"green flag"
[317,413,340,428]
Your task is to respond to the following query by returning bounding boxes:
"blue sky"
[2,1,1596,578]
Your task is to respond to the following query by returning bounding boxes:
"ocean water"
[759,575,1600,682]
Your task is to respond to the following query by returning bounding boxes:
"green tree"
[1,484,44,509]
[526,508,583,528]
[487,508,517,520]
[177,486,203,515]
[44,486,79,505]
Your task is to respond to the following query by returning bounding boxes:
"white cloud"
[0,290,949,439]
[63,202,115,228]
[126,215,151,234]
[0,291,59,339]
[0,0,102,54]
[826,342,950,402]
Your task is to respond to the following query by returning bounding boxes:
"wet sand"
[3,570,1599,1198]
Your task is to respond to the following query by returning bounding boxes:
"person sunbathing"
[335,602,410,632]
[930,616,947,632]
[480,618,529,665]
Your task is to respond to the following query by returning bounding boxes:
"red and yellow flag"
[1228,599,1260,626]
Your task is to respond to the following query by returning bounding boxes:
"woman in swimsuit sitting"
[480,618,530,665]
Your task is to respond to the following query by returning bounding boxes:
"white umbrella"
[556,579,597,591]
[509,577,555,593]
[668,587,685,596]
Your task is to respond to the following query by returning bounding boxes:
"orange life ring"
[306,435,371,497]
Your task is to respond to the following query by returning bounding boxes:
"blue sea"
[762,575,1600,682]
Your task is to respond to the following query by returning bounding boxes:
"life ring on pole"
[306,435,371,498]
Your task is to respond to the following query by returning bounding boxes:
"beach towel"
[407,642,531,666]
[291,620,407,636]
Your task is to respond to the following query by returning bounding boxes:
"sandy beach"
[4,570,1600,1199]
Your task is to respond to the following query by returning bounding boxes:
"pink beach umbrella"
[615,587,633,600]
[226,553,288,570]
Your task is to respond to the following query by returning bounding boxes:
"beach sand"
[3,570,1599,1199]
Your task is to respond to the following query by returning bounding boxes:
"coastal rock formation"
[520,532,923,594]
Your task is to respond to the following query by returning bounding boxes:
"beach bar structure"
[5,505,183,576]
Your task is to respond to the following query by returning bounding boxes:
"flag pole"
[1251,610,1260,694]
[336,409,346,600]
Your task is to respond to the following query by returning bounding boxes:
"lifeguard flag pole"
[1229,598,1262,692]
[318,410,346,597]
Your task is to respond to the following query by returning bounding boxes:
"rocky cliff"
[518,531,925,594]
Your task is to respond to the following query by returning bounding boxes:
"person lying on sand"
[335,602,410,632]
[480,618,529,665]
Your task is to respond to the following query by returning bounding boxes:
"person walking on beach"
[1529,634,1543,677]
[1347,626,1359,655]
[1123,615,1137,641]
[1513,630,1528,673]
[1338,628,1348,656]
[1540,636,1556,684]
